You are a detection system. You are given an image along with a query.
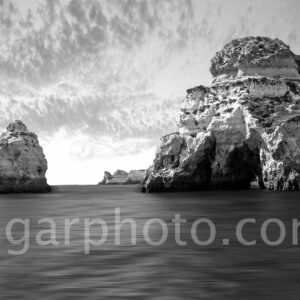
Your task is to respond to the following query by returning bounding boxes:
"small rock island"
[0,120,50,193]
[143,37,300,192]
[99,169,146,185]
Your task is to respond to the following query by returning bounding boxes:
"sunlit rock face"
[0,120,50,193]
[210,37,300,83]
[143,37,300,192]
[99,169,145,185]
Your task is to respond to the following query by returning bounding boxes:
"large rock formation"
[99,169,145,185]
[143,37,300,192]
[0,120,50,193]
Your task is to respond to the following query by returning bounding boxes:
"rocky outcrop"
[100,171,114,184]
[126,170,146,184]
[0,120,51,193]
[99,169,145,185]
[143,37,300,192]
[210,37,300,83]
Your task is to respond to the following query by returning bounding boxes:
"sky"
[0,0,300,184]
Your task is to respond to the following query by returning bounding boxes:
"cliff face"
[100,169,145,185]
[143,37,300,192]
[0,120,50,193]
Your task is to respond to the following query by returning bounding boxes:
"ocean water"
[0,185,300,299]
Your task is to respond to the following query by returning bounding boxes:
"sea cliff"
[143,37,300,192]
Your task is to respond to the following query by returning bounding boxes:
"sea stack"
[0,120,51,193]
[143,37,300,192]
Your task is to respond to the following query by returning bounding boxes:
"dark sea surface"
[0,185,300,299]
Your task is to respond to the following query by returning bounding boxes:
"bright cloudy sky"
[0,0,299,184]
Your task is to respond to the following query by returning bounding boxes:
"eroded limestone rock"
[0,120,50,193]
[143,37,300,192]
[210,37,300,83]
[99,169,145,185]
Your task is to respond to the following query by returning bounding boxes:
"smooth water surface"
[0,185,300,299]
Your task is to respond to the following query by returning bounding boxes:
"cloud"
[0,0,299,183]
